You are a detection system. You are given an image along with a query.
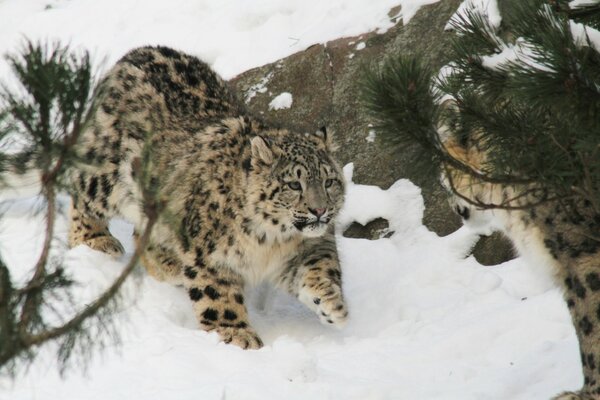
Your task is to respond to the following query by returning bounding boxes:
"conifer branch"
[0,40,162,375]
[362,0,600,222]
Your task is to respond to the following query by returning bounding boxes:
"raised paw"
[216,325,263,350]
[299,280,348,328]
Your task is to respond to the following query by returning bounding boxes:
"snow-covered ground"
[0,0,437,82]
[0,0,583,399]
[0,165,581,400]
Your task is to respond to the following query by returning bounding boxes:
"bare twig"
[443,163,569,211]
[17,181,55,336]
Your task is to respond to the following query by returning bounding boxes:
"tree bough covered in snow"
[363,0,600,398]
[364,0,600,211]
[0,42,160,375]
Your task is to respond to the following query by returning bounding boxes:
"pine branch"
[0,40,162,375]
[0,261,18,368]
[1,41,96,178]
[564,1,600,29]
[362,0,600,218]
[360,54,443,181]
[443,163,570,211]
[361,53,535,187]
[16,181,56,336]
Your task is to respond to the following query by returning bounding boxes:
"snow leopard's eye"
[288,181,302,191]
[324,179,334,188]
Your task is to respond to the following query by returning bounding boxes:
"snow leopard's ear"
[315,126,328,142]
[313,126,338,152]
[250,135,273,165]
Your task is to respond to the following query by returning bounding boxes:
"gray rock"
[472,232,516,266]
[343,218,394,240]
[230,0,515,266]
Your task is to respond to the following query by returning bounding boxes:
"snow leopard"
[437,103,600,399]
[68,46,347,349]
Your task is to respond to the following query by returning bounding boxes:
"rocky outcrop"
[230,0,515,265]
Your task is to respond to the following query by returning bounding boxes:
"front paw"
[299,280,348,327]
[216,325,263,350]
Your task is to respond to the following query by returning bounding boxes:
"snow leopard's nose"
[309,208,327,218]
[455,205,470,220]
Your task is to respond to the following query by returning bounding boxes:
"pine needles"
[362,0,600,213]
[0,41,160,376]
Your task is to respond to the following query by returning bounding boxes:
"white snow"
[570,0,600,9]
[0,165,581,400]
[268,92,293,111]
[570,20,600,53]
[0,0,585,399]
[0,0,439,81]
[355,42,366,51]
[447,3,600,76]
[366,129,376,143]
[480,44,517,69]
[446,0,502,31]
[394,0,442,25]
[245,72,274,103]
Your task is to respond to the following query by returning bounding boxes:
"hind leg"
[69,202,124,257]
[552,254,600,399]
[68,166,124,257]
[135,234,183,284]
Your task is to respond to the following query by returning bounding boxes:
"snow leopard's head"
[437,100,500,231]
[247,125,345,239]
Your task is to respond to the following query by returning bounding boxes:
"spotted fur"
[68,46,347,349]
[438,103,600,399]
